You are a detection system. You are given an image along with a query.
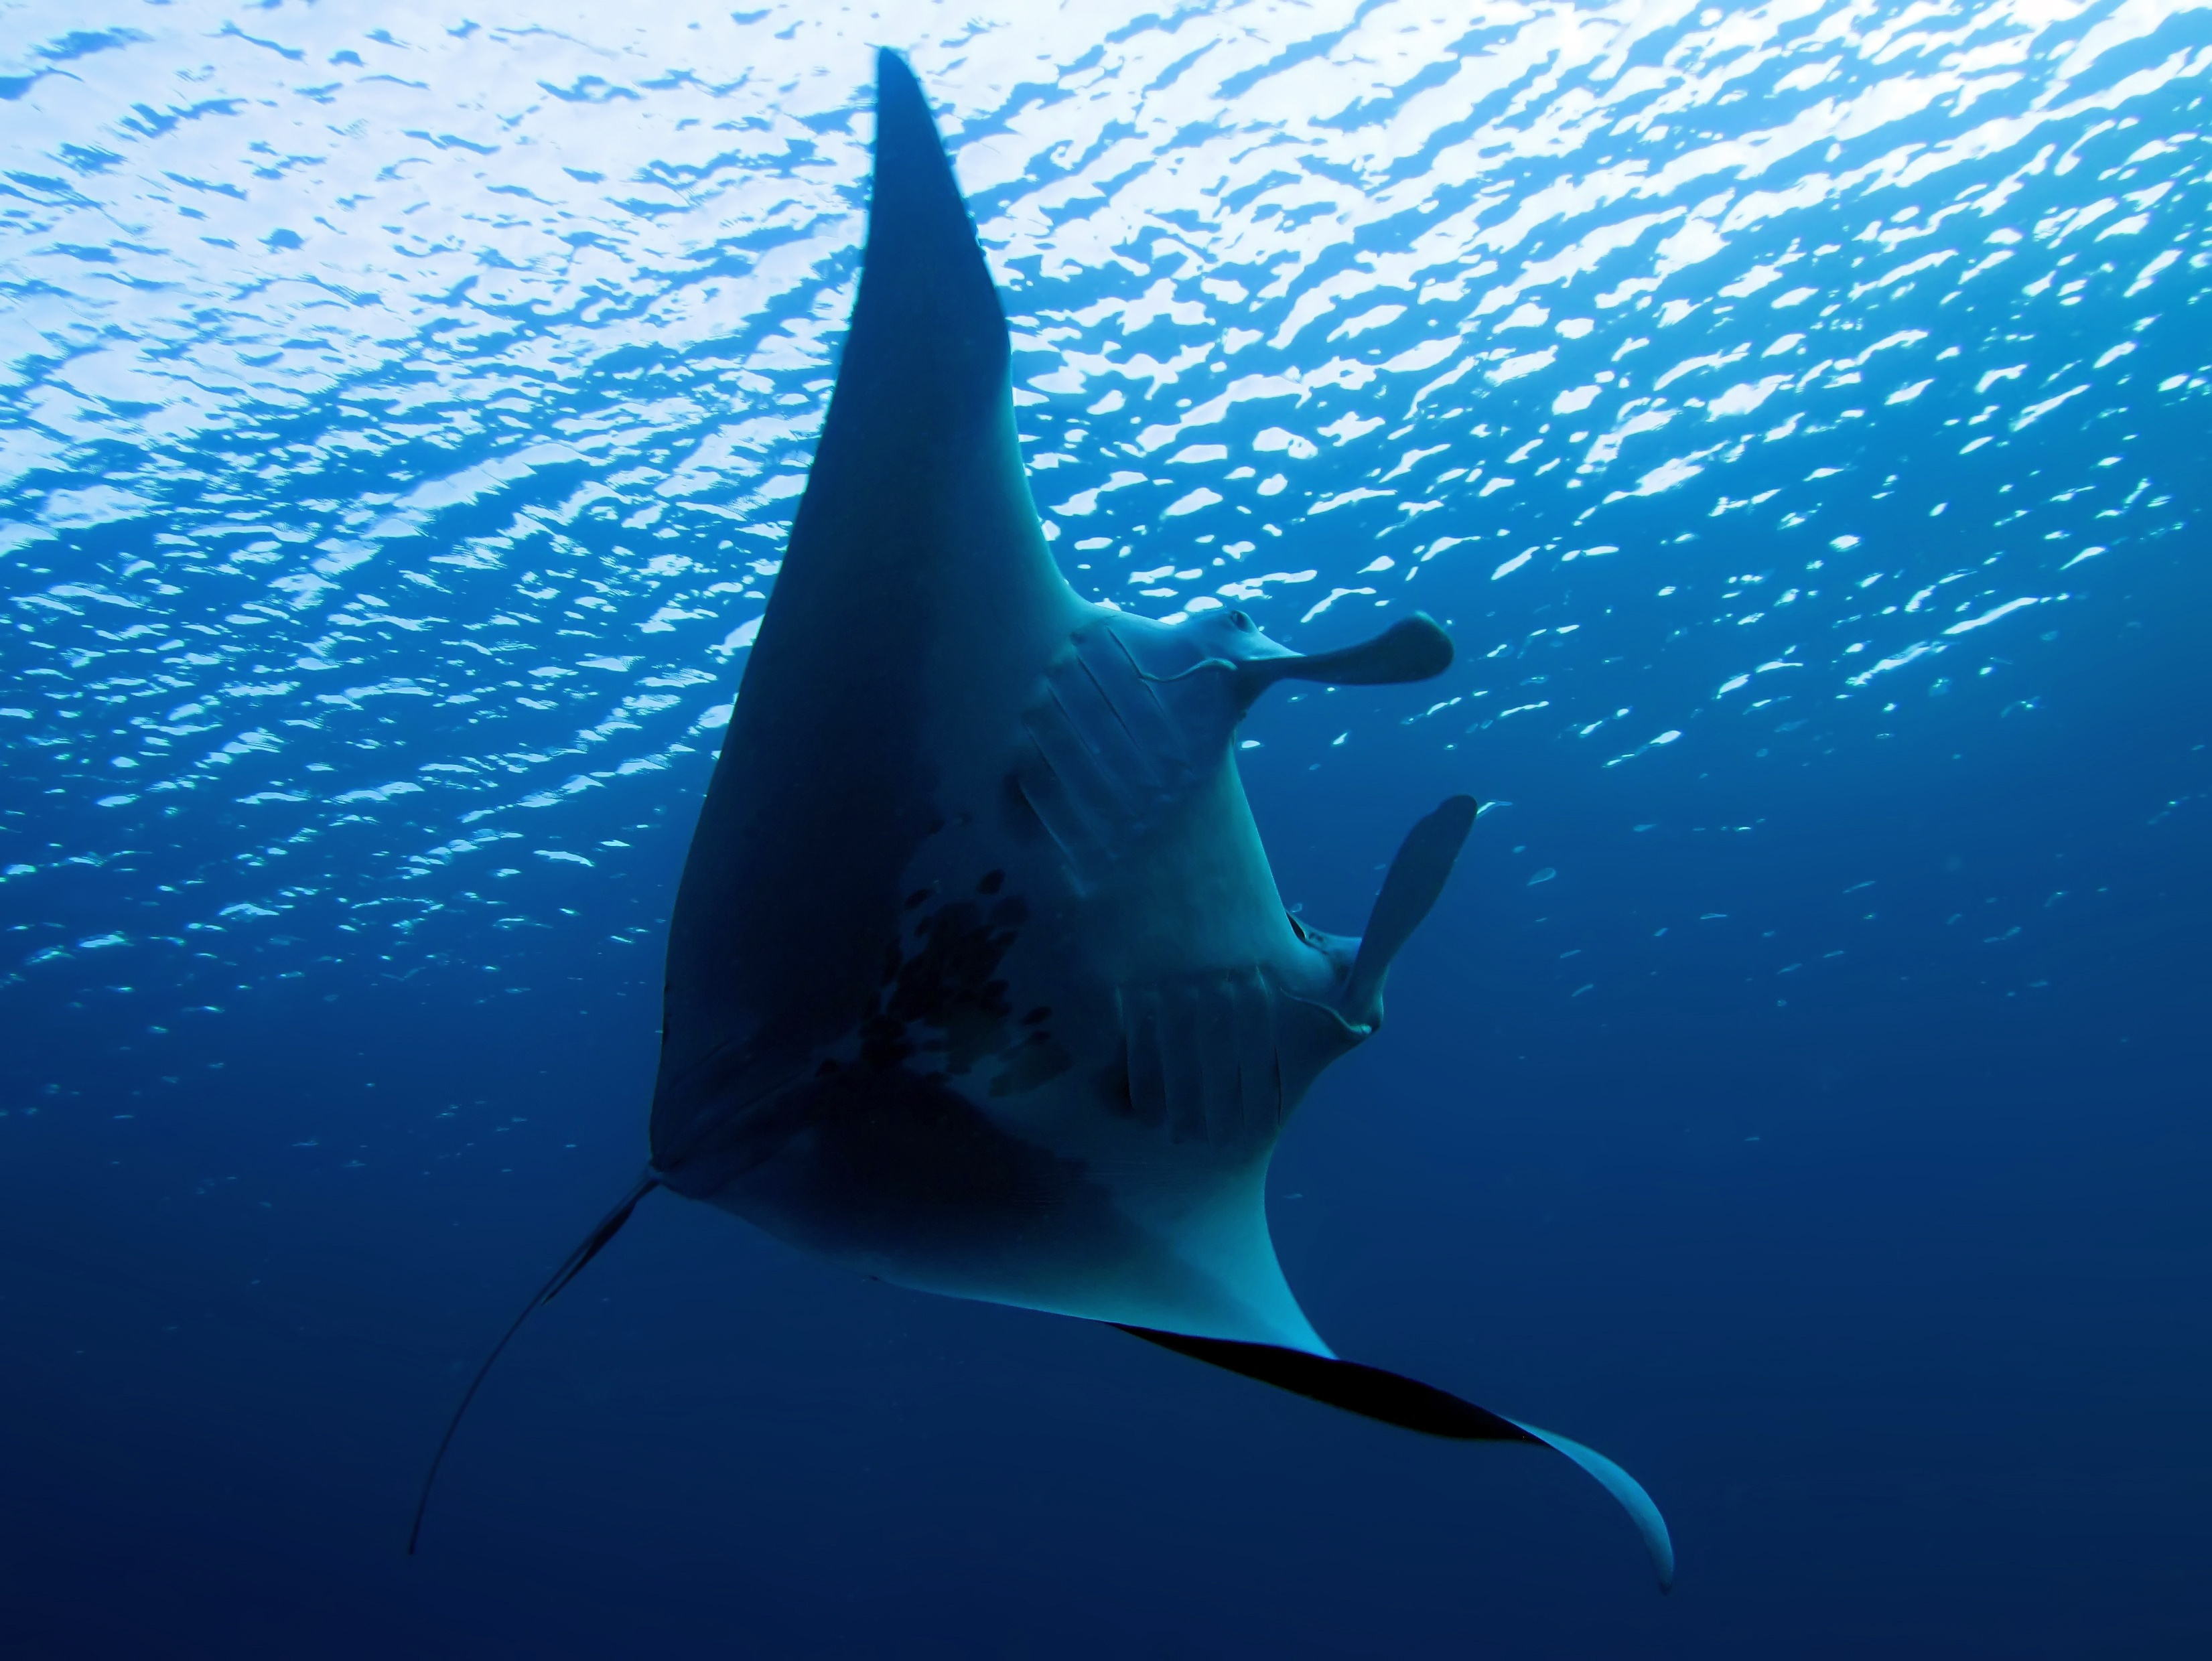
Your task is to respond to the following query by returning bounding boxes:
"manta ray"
[412,49,1673,1589]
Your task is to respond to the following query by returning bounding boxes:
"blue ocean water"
[3,1,2209,1654]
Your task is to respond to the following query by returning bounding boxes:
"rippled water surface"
[4,3,2209,1656]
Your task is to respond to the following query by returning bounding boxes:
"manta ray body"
[414,50,1673,1590]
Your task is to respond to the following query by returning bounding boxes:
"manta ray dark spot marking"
[976,868,1005,895]
[857,1012,915,1073]
[878,896,1029,1074]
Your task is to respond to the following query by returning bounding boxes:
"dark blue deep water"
[4,4,2209,1656]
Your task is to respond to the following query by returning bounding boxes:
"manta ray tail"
[1117,1327,1675,1591]
[407,1172,661,1555]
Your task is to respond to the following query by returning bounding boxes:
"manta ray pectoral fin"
[407,1173,661,1556]
[1503,1420,1678,1593]
[651,48,1083,1129]
[1117,1327,1675,1591]
[1339,794,1480,1029]
[1232,612,1454,707]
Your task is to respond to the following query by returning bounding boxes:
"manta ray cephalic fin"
[1341,794,1480,1029]
[1231,613,1454,705]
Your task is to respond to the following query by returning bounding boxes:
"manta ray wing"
[648,51,1087,1180]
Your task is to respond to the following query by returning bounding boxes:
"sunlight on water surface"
[2,0,2207,1032]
